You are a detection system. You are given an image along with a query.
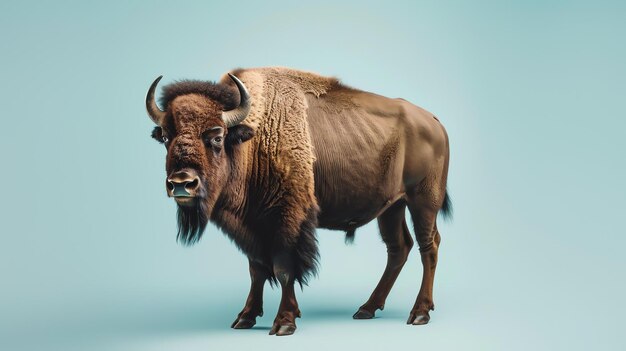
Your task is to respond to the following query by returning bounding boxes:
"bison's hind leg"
[353,200,413,319]
[405,184,446,325]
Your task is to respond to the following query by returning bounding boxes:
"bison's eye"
[162,136,169,143]
[211,136,223,148]
[202,127,224,149]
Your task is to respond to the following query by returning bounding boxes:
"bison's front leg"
[231,259,269,329]
[269,251,301,336]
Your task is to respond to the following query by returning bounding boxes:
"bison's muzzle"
[166,169,201,205]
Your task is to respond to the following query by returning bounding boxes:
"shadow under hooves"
[251,325,272,330]
[252,326,272,331]
[231,324,272,332]
[304,306,360,320]
[304,306,406,321]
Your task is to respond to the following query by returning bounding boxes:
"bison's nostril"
[166,181,175,191]
[186,178,199,191]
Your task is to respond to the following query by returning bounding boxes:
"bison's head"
[145,74,254,244]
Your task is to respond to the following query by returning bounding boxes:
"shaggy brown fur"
[211,68,331,285]
[146,67,451,336]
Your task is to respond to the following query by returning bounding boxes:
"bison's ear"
[226,125,255,146]
[151,126,164,143]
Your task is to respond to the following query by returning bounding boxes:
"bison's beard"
[176,198,209,245]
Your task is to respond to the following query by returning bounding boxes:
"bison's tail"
[344,228,356,244]
[440,189,453,221]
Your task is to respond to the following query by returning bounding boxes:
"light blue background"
[1,1,624,350]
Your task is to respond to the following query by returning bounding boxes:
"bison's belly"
[312,156,404,231]
[315,191,391,231]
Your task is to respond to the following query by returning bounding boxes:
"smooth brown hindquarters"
[306,78,451,324]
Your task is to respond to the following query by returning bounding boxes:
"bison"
[145,67,451,336]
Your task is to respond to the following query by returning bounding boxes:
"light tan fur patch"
[219,67,335,242]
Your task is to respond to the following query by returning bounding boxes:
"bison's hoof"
[276,325,296,336]
[231,317,256,329]
[269,324,296,336]
[353,308,375,319]
[407,312,430,325]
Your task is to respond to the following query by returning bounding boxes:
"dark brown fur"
[159,80,240,111]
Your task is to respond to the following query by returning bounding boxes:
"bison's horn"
[222,73,251,127]
[146,75,166,125]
